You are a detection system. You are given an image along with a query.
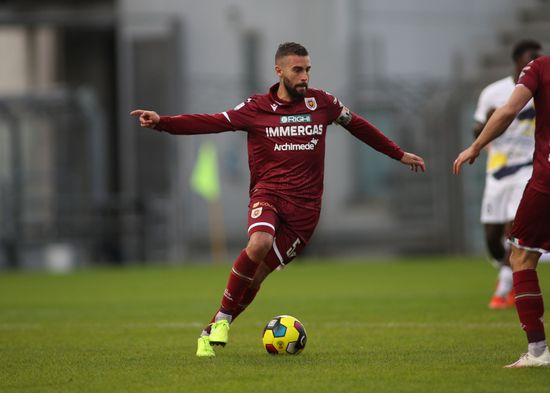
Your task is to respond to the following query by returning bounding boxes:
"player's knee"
[246,233,273,262]
[509,247,539,272]
[250,263,272,288]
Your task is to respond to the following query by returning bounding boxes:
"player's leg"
[230,232,298,321]
[197,233,273,356]
[501,221,515,302]
[484,223,506,263]
[485,222,514,308]
[230,261,275,321]
[481,177,505,267]
[196,199,279,356]
[494,173,532,308]
[504,185,550,367]
[482,177,515,308]
[504,247,549,367]
[208,231,273,346]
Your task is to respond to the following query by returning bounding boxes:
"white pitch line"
[0,321,519,331]
[0,323,41,331]
[317,321,518,329]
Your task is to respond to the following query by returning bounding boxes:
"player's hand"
[130,109,160,128]
[453,145,480,174]
[400,152,425,172]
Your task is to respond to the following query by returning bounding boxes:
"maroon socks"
[513,269,546,344]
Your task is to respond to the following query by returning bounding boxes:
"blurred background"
[0,0,549,270]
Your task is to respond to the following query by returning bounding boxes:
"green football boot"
[196,336,215,357]
[209,320,230,347]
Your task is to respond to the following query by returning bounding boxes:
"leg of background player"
[485,223,514,309]
[485,223,506,263]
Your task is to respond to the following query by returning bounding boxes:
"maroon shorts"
[509,184,550,253]
[247,191,320,270]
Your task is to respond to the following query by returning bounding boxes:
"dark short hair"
[511,39,542,61]
[275,42,309,63]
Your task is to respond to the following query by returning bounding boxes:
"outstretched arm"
[130,109,160,128]
[130,109,237,135]
[453,85,532,174]
[340,112,425,172]
[400,152,426,172]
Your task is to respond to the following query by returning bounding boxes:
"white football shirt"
[474,76,535,174]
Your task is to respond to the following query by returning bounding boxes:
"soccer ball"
[262,315,307,355]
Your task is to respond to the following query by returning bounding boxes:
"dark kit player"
[131,42,425,357]
[454,55,550,368]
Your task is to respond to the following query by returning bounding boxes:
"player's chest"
[250,109,331,143]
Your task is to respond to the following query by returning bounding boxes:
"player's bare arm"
[453,85,533,174]
[130,109,160,128]
[473,108,495,138]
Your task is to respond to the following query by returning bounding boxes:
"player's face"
[517,49,541,69]
[276,55,311,99]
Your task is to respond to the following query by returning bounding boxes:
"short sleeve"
[518,59,541,95]
[473,86,493,124]
[222,97,259,131]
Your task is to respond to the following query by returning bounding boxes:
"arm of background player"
[453,85,533,174]
[130,109,237,135]
[473,108,495,139]
[472,85,494,139]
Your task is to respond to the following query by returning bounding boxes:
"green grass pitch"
[1,257,550,392]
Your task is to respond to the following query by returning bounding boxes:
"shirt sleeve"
[321,91,347,123]
[155,97,258,135]
[343,114,405,161]
[318,90,404,160]
[473,86,493,124]
[517,59,541,95]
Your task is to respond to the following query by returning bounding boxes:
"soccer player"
[473,40,541,309]
[454,54,550,368]
[131,42,426,357]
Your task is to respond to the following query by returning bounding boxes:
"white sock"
[495,265,513,297]
[488,258,502,269]
[214,311,232,323]
[528,340,547,357]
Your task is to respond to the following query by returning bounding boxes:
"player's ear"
[274,64,283,78]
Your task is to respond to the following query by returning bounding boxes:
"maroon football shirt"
[518,56,550,195]
[156,83,404,208]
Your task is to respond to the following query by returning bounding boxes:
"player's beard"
[283,78,308,100]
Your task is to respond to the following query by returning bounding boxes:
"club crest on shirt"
[251,207,262,218]
[305,97,317,111]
